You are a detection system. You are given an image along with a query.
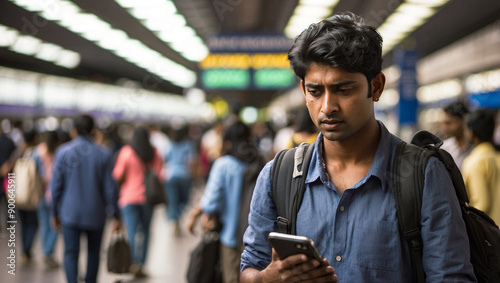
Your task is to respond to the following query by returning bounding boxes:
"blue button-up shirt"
[241,122,476,282]
[201,155,249,248]
[51,136,120,230]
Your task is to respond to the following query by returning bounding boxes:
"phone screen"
[268,232,325,265]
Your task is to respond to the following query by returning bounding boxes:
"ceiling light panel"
[10,0,196,88]
[0,24,80,68]
[378,0,450,55]
[115,0,209,63]
[284,0,340,38]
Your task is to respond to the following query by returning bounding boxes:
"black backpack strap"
[271,142,315,235]
[393,140,432,283]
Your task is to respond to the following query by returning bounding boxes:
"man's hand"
[241,249,337,283]
[111,218,122,232]
[51,217,61,231]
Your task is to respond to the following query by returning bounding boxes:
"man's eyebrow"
[304,80,358,88]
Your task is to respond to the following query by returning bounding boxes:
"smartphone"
[268,232,325,265]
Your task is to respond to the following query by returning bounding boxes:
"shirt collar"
[306,121,399,187]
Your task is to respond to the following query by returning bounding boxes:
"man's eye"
[308,89,321,96]
[338,88,351,94]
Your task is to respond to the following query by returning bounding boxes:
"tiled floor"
[0,188,204,283]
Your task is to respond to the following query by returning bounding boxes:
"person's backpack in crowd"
[13,148,44,210]
[271,131,500,283]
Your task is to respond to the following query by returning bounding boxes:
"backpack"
[13,148,44,210]
[271,131,500,283]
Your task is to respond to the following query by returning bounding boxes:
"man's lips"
[321,119,343,124]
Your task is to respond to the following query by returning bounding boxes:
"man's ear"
[300,80,306,97]
[371,72,386,101]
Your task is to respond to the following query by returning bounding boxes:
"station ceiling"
[0,0,499,109]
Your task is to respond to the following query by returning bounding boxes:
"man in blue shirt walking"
[240,13,476,282]
[51,114,121,283]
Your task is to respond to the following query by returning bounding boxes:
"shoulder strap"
[271,142,315,235]
[394,130,461,283]
[393,140,432,283]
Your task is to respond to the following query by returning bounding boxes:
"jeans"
[165,176,192,221]
[62,225,103,283]
[37,198,58,257]
[18,209,38,256]
[122,204,153,265]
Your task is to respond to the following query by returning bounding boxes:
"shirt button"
[339,206,345,212]
[336,255,342,262]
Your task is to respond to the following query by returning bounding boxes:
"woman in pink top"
[112,126,163,278]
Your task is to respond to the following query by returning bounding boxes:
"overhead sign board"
[199,34,296,90]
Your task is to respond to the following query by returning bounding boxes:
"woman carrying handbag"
[112,126,163,278]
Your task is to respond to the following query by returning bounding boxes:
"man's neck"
[455,135,469,149]
[322,119,381,165]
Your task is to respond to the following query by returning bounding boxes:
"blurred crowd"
[0,100,498,282]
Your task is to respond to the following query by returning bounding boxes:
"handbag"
[143,164,167,206]
[186,230,223,283]
[107,230,132,274]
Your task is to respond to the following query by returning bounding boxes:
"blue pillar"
[395,47,419,127]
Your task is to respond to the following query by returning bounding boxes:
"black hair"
[465,109,496,143]
[73,114,94,136]
[170,125,189,143]
[444,101,469,119]
[43,131,59,154]
[222,121,257,163]
[130,126,154,163]
[23,129,37,145]
[288,12,383,97]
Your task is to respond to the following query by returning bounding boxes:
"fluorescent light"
[0,26,18,47]
[11,35,41,55]
[0,23,80,68]
[396,3,434,18]
[406,0,449,7]
[11,0,196,87]
[35,43,62,62]
[379,0,451,55]
[284,0,339,38]
[130,3,176,20]
[55,50,80,68]
[116,0,208,63]
[294,6,331,18]
[300,0,340,7]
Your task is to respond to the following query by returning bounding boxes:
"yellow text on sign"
[199,53,289,69]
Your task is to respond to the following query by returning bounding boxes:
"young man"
[440,101,474,170]
[462,109,500,225]
[51,114,121,283]
[240,13,476,282]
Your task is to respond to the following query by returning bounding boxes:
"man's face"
[441,113,464,139]
[301,63,383,142]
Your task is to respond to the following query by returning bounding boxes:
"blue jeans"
[122,204,153,265]
[62,225,103,283]
[165,176,192,221]
[18,209,38,256]
[37,198,58,257]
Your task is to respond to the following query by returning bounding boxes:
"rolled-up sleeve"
[240,161,278,272]
[421,157,476,282]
